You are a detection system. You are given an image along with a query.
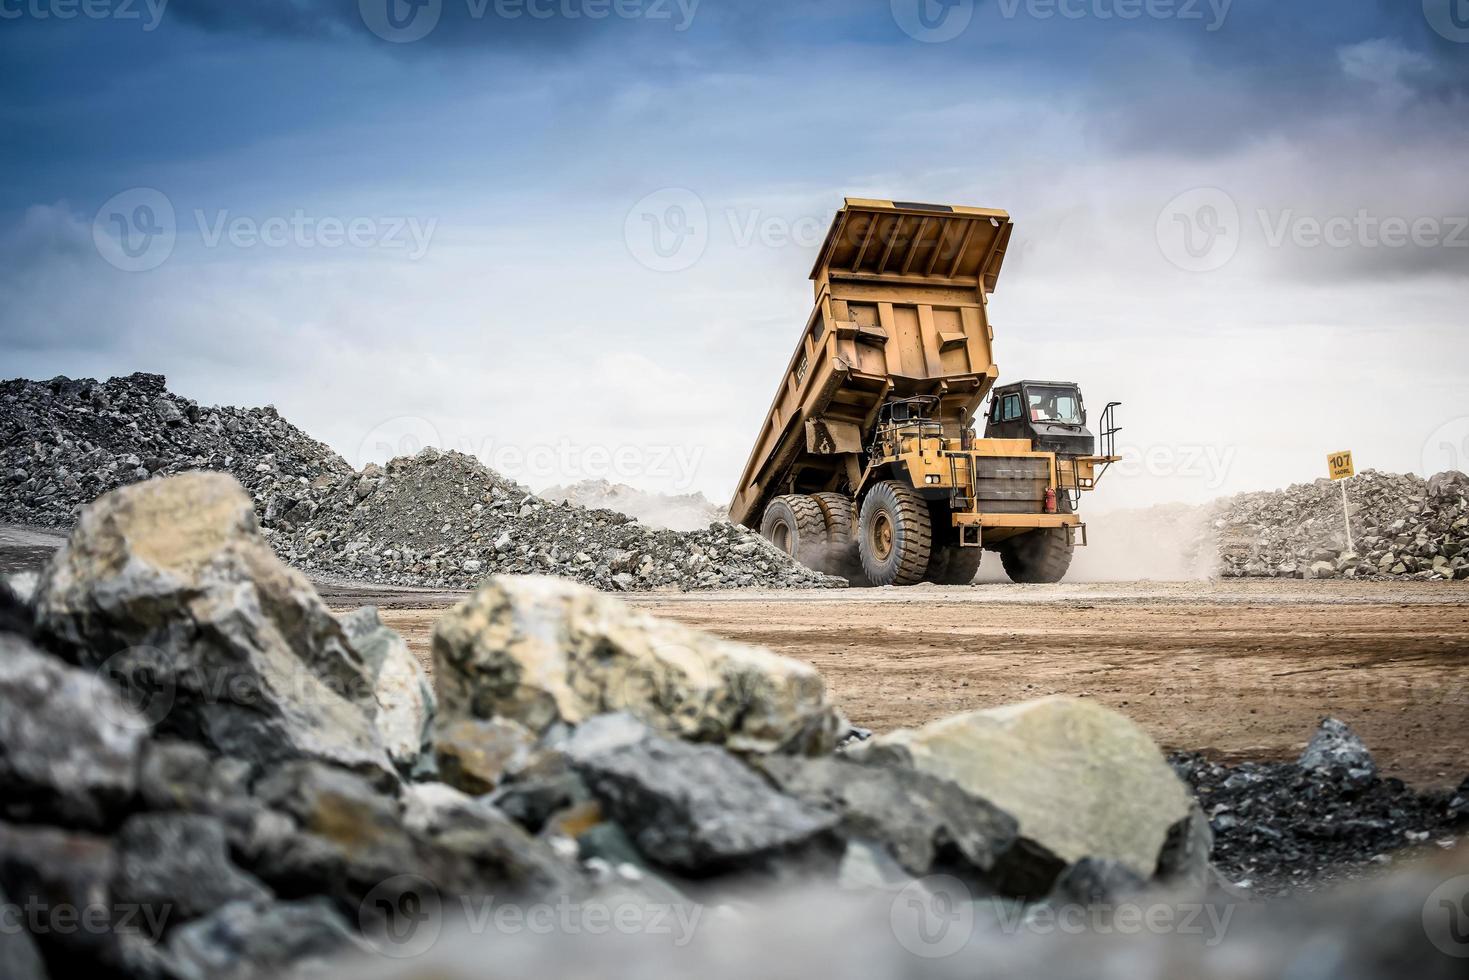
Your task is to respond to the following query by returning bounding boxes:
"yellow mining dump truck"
[729,199,1120,586]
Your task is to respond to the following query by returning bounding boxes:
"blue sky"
[2,0,1467,508]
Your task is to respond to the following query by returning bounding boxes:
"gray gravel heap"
[1213,468,1469,580]
[0,373,841,591]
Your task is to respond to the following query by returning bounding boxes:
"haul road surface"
[315,578,1469,789]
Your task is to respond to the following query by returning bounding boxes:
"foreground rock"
[0,633,145,829]
[339,605,435,775]
[863,696,1193,879]
[0,883,47,980]
[433,576,843,754]
[1298,716,1376,780]
[567,716,839,876]
[33,473,397,782]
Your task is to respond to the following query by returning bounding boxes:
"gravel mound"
[1212,469,1469,581]
[0,374,840,592]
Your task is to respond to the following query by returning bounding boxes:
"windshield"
[1026,386,1083,425]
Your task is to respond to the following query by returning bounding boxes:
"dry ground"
[345,580,1469,789]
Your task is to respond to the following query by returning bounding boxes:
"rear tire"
[760,494,830,571]
[998,527,1074,584]
[925,546,984,585]
[857,482,932,587]
[812,492,867,585]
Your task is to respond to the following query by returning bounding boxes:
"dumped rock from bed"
[566,715,839,876]
[433,576,843,754]
[862,696,1193,879]
[539,479,725,532]
[33,472,396,783]
[0,633,146,830]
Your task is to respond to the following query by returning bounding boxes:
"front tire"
[857,481,932,587]
[998,527,1074,584]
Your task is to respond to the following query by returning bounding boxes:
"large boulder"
[164,898,363,980]
[33,473,394,783]
[753,754,1020,880]
[864,697,1192,879]
[566,715,839,876]
[433,576,842,754]
[112,813,271,932]
[0,633,145,829]
[339,606,435,774]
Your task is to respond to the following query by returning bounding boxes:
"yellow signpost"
[1328,451,1355,552]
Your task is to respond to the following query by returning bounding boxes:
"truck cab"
[984,381,1096,459]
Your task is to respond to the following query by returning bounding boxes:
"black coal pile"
[0,374,840,591]
[1213,469,1469,581]
[1172,718,1467,897]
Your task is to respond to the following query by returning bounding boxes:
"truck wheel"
[760,495,830,570]
[998,528,1074,584]
[858,481,932,587]
[925,547,984,585]
[812,492,867,584]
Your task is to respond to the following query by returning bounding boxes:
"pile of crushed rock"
[1212,469,1469,581]
[538,479,725,533]
[3,473,1464,979]
[0,374,839,591]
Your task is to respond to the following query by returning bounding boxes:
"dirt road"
[359,580,1469,788]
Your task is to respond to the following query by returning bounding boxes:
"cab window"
[999,393,1023,422]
